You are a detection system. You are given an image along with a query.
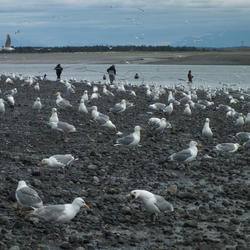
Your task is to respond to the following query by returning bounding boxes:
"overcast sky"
[1,0,250,47]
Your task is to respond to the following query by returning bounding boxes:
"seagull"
[81,90,89,102]
[29,197,90,223]
[202,118,213,137]
[15,180,43,208]
[55,92,72,109]
[149,103,167,112]
[168,141,199,163]
[128,190,173,222]
[49,108,59,124]
[5,94,15,108]
[90,106,116,130]
[39,154,77,169]
[49,121,76,134]
[103,85,114,96]
[183,104,191,116]
[34,82,40,91]
[32,97,42,112]
[90,106,109,121]
[236,132,250,142]
[164,103,173,115]
[115,126,142,147]
[109,99,127,113]
[0,98,5,114]
[215,143,240,153]
[235,113,245,126]
[78,100,88,114]
[148,117,171,134]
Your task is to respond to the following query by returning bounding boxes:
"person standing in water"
[107,65,116,84]
[187,70,193,83]
[54,64,63,80]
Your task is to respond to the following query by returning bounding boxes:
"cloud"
[1,0,250,10]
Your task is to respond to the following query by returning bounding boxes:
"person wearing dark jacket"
[107,65,116,84]
[187,70,193,83]
[54,64,63,80]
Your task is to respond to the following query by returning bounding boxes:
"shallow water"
[1,64,250,89]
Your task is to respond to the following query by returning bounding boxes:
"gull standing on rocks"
[103,85,114,96]
[34,82,40,91]
[5,94,15,109]
[15,180,43,208]
[115,126,142,147]
[128,190,173,222]
[90,106,116,130]
[236,132,250,142]
[183,103,192,116]
[149,103,167,112]
[32,97,42,112]
[235,113,245,126]
[81,90,89,102]
[109,99,127,113]
[202,118,213,138]
[148,117,171,134]
[39,154,77,169]
[49,108,59,124]
[78,100,88,114]
[29,197,90,223]
[0,98,5,114]
[215,143,240,153]
[55,92,72,109]
[168,141,199,163]
[164,103,173,115]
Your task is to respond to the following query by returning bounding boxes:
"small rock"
[167,184,178,196]
[93,176,100,184]
[121,206,131,215]
[9,246,20,250]
[88,164,97,170]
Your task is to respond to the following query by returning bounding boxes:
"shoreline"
[0,51,250,65]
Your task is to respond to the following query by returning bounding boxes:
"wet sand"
[0,75,250,249]
[0,50,250,65]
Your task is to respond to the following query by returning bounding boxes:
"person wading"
[54,64,63,80]
[107,65,116,84]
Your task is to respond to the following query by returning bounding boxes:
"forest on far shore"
[1,45,220,53]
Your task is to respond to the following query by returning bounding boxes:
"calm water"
[1,64,250,89]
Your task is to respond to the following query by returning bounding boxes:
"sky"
[0,0,250,48]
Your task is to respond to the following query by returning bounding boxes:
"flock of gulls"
[1,72,250,224]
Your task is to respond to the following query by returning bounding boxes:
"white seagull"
[15,180,43,208]
[29,197,90,223]
[128,190,173,221]
[168,141,199,163]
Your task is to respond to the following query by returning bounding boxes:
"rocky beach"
[0,74,250,250]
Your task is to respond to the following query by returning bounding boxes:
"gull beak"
[140,128,145,131]
[37,161,44,166]
[126,193,136,203]
[198,144,203,147]
[84,204,91,211]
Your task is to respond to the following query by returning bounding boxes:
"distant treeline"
[2,45,218,53]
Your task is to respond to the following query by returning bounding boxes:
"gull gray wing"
[56,121,76,133]
[53,155,74,166]
[117,134,134,145]
[154,195,174,212]
[110,104,123,113]
[95,115,108,125]
[170,148,192,162]
[16,187,43,208]
[99,112,110,120]
[35,205,66,221]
